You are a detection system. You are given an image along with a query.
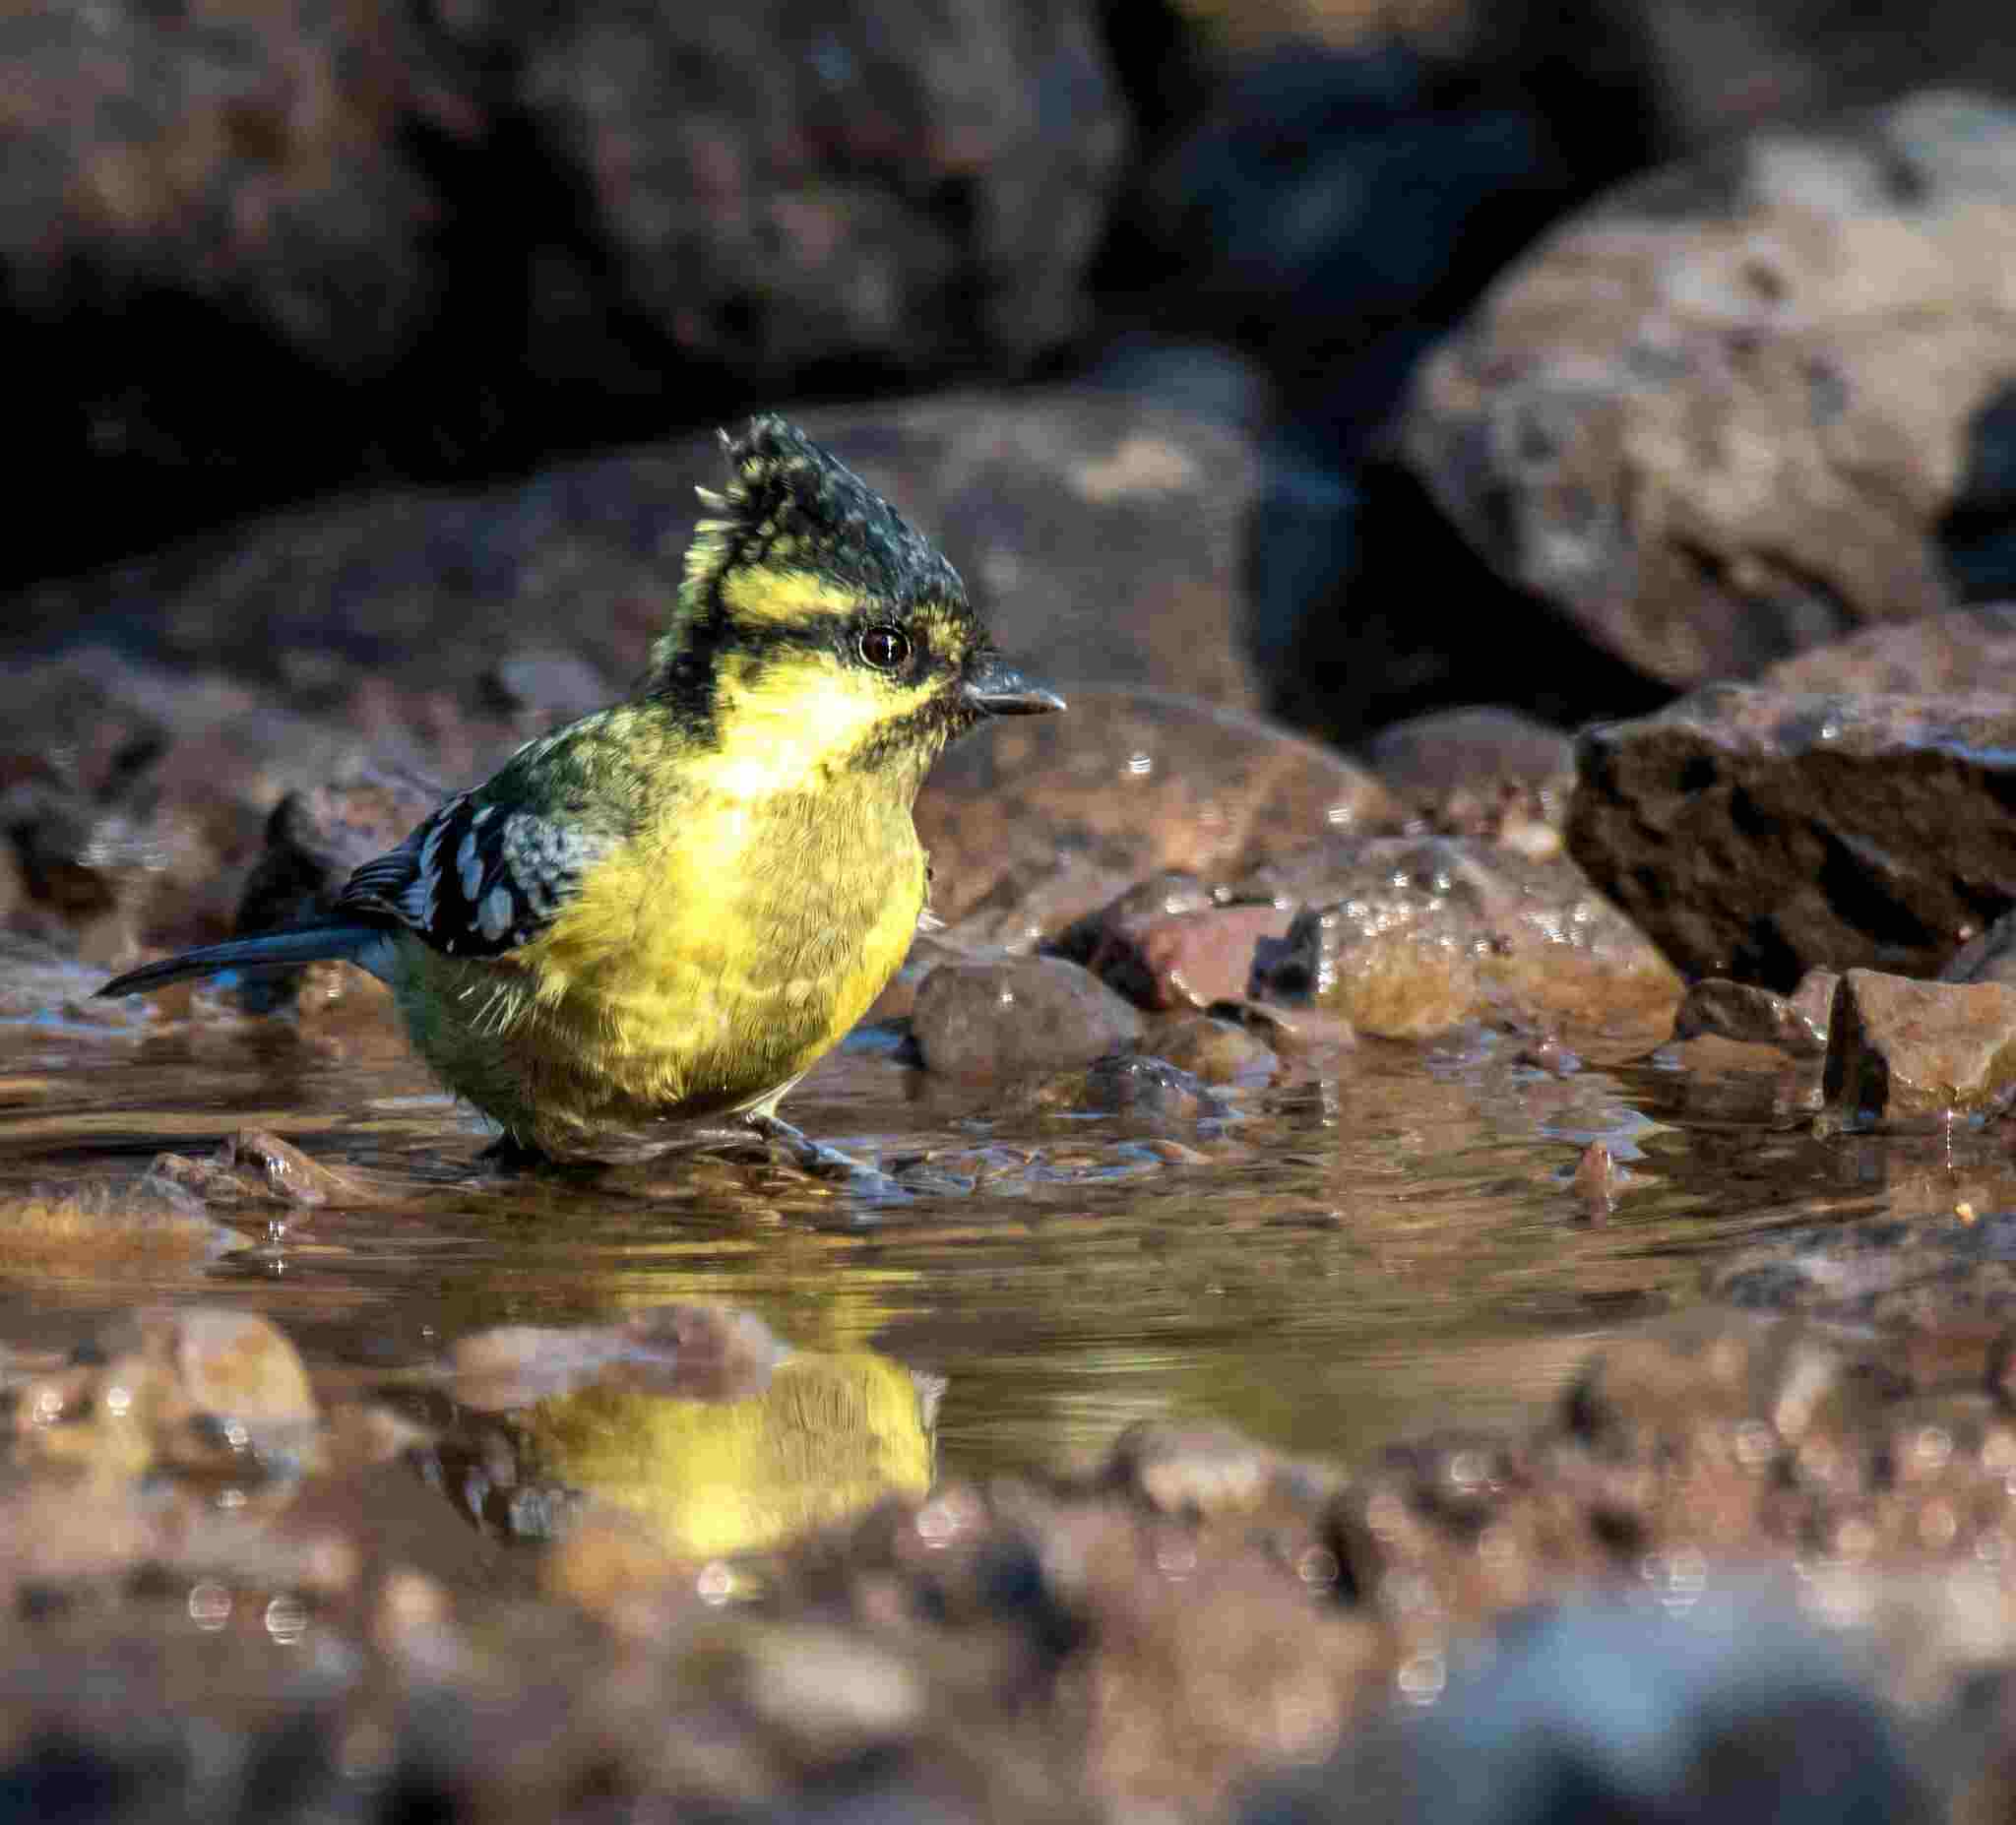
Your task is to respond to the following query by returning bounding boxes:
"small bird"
[99,416,1063,1164]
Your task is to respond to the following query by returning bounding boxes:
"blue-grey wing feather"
[336,793,613,959]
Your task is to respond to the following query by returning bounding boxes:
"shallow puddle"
[8,971,2010,1495]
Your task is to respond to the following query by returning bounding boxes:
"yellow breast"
[394,778,924,1149]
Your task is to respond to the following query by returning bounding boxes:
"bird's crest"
[659,417,966,668]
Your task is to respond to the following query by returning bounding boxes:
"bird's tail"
[97,923,395,998]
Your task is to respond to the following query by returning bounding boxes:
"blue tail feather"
[97,924,394,997]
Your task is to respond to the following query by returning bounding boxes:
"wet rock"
[1249,837,1680,1059]
[1821,970,2016,1129]
[1054,870,1221,992]
[1027,1054,1222,1119]
[152,1132,390,1210]
[1404,92,2016,690]
[1675,976,1829,1056]
[917,686,1396,933]
[1568,686,2016,986]
[911,956,1143,1079]
[1141,1014,1278,1087]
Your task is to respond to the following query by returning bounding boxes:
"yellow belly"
[389,787,924,1154]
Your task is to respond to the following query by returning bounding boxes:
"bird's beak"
[962,653,1065,717]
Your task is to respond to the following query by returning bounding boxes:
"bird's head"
[647,415,1062,795]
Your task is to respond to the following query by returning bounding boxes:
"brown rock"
[919,687,1396,933]
[1248,837,1680,1058]
[911,955,1143,1079]
[1821,969,2016,1128]
[1568,686,2016,985]
[1404,92,2016,688]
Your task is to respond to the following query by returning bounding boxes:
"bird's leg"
[744,1111,871,1177]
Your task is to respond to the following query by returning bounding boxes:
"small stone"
[1092,903,1296,1012]
[1822,969,2016,1127]
[1570,1140,1622,1222]
[911,956,1144,1080]
[1029,1055,1222,1119]
[1675,978,1829,1056]
[1142,1015,1278,1087]
[152,1131,388,1209]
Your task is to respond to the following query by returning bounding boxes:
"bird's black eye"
[858,625,911,671]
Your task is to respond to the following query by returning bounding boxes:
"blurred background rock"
[7,0,2016,964]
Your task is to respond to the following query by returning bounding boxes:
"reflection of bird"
[508,1350,945,1560]
[99,416,1062,1162]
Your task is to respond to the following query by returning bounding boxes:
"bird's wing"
[335,791,618,960]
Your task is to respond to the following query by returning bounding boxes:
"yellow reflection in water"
[514,1349,941,1559]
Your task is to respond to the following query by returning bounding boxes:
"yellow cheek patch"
[720,566,864,628]
[698,653,934,796]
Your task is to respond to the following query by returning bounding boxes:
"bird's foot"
[743,1113,906,1199]
[473,1132,550,1174]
